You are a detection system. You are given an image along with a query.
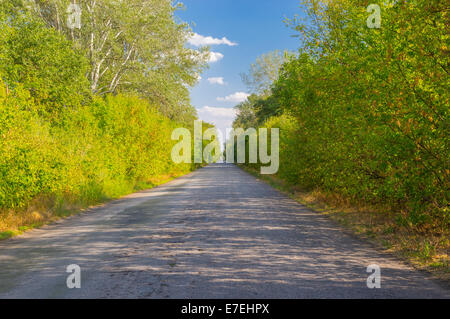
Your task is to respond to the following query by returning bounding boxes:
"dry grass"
[241,165,450,283]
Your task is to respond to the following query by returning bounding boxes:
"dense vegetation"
[234,1,448,236]
[0,1,210,234]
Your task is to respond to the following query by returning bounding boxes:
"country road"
[0,164,448,299]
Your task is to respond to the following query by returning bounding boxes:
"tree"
[273,0,449,222]
[234,50,290,129]
[233,95,258,130]
[240,50,291,96]
[15,0,208,123]
[0,13,90,113]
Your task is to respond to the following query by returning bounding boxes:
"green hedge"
[0,83,194,209]
[239,1,449,228]
[0,13,204,214]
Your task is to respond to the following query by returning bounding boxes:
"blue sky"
[176,0,304,141]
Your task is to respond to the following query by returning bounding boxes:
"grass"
[241,165,450,284]
[0,170,191,241]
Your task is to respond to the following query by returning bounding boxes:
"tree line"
[0,0,211,233]
[234,0,448,231]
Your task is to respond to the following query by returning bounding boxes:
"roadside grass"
[241,165,450,283]
[0,170,190,241]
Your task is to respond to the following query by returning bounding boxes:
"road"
[0,164,448,298]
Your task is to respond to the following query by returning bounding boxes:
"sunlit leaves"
[243,0,449,226]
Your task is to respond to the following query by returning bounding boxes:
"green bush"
[0,15,90,114]
[237,0,449,228]
[0,9,205,217]
[0,79,194,210]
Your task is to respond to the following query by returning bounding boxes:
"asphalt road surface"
[0,164,448,298]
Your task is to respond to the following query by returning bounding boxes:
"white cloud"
[198,106,236,119]
[189,33,238,47]
[207,77,226,85]
[208,52,224,63]
[217,92,250,103]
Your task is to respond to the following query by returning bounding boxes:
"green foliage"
[0,77,194,209]
[18,0,208,125]
[0,7,208,217]
[0,15,90,114]
[241,50,291,96]
[233,94,283,130]
[236,0,449,228]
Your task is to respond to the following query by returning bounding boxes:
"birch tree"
[18,0,207,122]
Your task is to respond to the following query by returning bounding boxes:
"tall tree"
[0,13,90,113]
[240,50,291,96]
[16,0,208,122]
